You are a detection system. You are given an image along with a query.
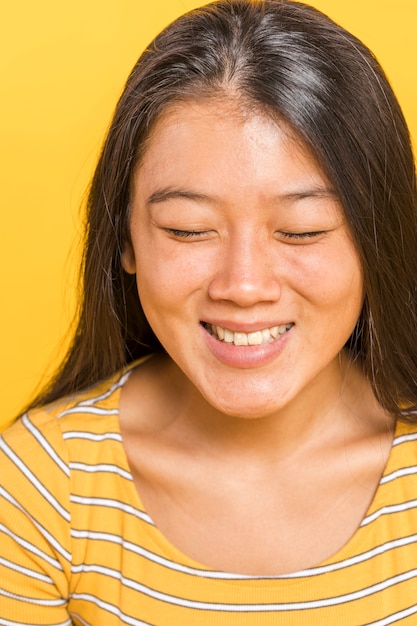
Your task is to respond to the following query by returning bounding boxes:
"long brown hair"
[27,0,417,420]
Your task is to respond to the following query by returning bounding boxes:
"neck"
[152,353,389,463]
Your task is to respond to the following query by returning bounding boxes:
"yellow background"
[0,1,416,430]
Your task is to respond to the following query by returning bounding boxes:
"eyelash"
[278,230,325,240]
[165,228,210,238]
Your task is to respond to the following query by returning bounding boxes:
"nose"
[207,230,281,307]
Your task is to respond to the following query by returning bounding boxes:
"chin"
[207,395,283,420]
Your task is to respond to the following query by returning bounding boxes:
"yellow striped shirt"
[1,366,417,625]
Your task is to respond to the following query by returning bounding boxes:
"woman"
[1,0,417,623]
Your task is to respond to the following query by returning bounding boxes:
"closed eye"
[278,230,327,241]
[164,228,212,239]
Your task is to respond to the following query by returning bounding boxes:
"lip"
[200,320,293,369]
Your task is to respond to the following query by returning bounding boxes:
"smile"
[204,323,293,346]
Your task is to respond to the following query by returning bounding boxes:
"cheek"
[135,238,217,300]
[325,265,364,335]
[133,252,205,326]
[328,246,363,308]
[288,243,363,309]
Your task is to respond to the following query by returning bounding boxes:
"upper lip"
[201,320,294,333]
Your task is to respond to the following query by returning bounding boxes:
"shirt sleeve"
[0,410,72,625]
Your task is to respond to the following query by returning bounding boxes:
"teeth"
[234,332,249,346]
[224,329,234,343]
[209,323,292,346]
[261,329,271,343]
[248,331,262,346]
[216,326,225,340]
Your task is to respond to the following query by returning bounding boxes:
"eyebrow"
[145,185,337,207]
[145,187,213,207]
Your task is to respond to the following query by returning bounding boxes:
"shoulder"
[0,366,136,498]
[391,420,417,462]
[0,367,137,547]
[387,420,417,469]
[381,419,417,497]
[0,364,144,610]
[1,367,128,452]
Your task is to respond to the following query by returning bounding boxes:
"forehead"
[142,98,294,149]
[134,98,328,188]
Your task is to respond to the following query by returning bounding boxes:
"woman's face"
[123,100,363,418]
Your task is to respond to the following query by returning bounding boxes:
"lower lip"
[202,325,292,369]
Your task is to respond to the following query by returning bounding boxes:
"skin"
[120,99,394,575]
